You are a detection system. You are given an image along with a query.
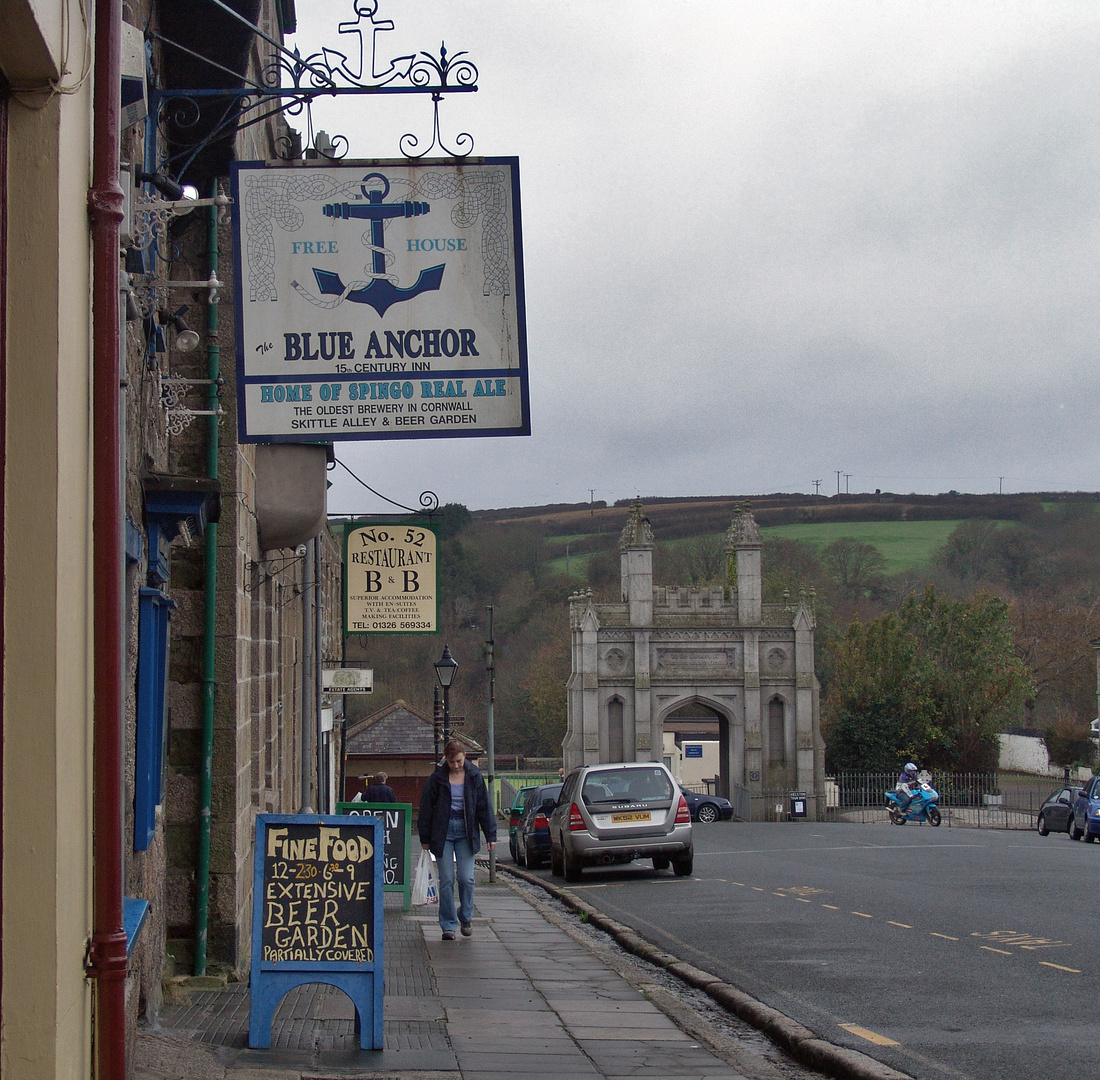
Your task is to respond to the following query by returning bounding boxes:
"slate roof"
[344,699,483,757]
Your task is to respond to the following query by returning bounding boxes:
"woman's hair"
[443,740,465,761]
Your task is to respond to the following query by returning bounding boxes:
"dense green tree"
[820,537,886,599]
[824,586,1033,772]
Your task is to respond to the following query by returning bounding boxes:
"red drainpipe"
[85,0,128,1073]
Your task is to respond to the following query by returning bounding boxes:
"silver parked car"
[548,761,693,881]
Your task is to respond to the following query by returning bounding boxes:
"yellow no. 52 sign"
[343,522,437,635]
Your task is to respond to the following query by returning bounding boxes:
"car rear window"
[582,767,673,806]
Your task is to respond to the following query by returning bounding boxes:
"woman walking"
[418,740,497,940]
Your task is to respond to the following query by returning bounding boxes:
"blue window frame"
[135,586,175,851]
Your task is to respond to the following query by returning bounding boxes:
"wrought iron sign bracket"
[149,0,480,182]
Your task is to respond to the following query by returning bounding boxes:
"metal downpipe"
[87,0,128,1071]
[194,185,221,975]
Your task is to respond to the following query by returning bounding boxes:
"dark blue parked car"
[1071,776,1100,841]
[678,785,733,823]
[515,783,562,868]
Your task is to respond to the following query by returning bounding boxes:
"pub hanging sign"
[344,520,437,634]
[230,158,530,443]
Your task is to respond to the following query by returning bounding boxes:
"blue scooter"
[885,779,942,826]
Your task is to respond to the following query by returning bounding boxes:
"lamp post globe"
[434,645,458,742]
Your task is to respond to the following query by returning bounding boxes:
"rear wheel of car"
[563,846,583,883]
[927,807,941,827]
[672,853,693,877]
[1087,833,1097,844]
[1072,820,1084,840]
[550,842,563,877]
[696,803,719,823]
[652,857,670,871]
[1066,815,1075,837]
[1036,813,1049,836]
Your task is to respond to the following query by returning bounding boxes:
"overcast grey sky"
[293,1,1100,513]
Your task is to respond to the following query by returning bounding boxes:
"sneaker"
[460,921,473,937]
[441,930,455,941]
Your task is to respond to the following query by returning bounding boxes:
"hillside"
[345,490,1100,763]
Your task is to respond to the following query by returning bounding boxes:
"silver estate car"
[548,762,693,881]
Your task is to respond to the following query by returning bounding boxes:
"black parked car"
[1037,787,1080,836]
[515,783,563,869]
[507,785,539,861]
[679,786,733,823]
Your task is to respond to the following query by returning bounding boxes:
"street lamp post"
[434,644,459,745]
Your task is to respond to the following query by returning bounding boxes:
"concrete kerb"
[496,861,914,1080]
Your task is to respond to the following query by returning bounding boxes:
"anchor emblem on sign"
[292,173,445,316]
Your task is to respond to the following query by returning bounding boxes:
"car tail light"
[533,813,549,829]
[568,803,587,831]
[675,795,691,825]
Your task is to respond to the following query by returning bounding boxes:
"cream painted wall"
[2,17,95,1079]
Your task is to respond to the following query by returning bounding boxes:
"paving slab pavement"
[136,873,820,1080]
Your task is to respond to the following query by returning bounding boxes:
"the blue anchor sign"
[307,173,445,317]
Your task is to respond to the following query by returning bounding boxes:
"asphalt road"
[519,820,1098,1079]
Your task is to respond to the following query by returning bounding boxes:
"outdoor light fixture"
[160,307,201,352]
[434,645,459,744]
[137,169,185,201]
[433,644,459,688]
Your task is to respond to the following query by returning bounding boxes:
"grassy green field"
[542,518,1012,577]
[761,519,968,574]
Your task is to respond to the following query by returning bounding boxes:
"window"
[134,587,175,850]
[607,697,624,762]
[768,697,785,765]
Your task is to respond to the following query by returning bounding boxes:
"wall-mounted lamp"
[137,170,200,203]
[159,307,201,352]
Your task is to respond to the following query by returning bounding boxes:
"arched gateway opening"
[662,701,732,799]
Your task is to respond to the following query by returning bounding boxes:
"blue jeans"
[437,817,475,931]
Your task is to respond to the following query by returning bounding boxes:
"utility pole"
[844,473,852,495]
[999,477,1005,495]
[484,606,496,883]
[589,489,595,518]
[836,471,842,497]
[812,479,822,496]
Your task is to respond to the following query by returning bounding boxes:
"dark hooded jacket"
[418,759,497,859]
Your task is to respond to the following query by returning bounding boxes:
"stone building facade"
[564,502,825,819]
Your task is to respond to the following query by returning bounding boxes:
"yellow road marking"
[773,892,787,897]
[980,946,1012,955]
[851,911,873,918]
[887,921,912,928]
[930,933,958,941]
[822,904,839,910]
[731,881,744,887]
[839,1023,900,1047]
[751,887,764,892]
[1040,961,1082,974]
[796,898,812,903]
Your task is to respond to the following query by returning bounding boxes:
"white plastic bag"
[412,849,438,906]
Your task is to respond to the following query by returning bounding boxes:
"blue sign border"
[230,157,530,444]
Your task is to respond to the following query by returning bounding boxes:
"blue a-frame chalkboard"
[249,814,385,1049]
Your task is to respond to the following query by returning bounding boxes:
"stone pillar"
[794,600,819,818]
[743,628,762,802]
[727,508,762,625]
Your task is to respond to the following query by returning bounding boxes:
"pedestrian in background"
[418,741,496,940]
[363,771,397,803]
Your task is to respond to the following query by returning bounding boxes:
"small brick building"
[343,700,483,811]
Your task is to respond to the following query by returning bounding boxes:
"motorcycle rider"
[895,762,920,816]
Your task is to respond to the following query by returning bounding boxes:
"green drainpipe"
[194,184,221,975]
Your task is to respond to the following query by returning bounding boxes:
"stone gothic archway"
[563,502,824,820]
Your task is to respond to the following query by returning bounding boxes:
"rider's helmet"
[904,762,918,775]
